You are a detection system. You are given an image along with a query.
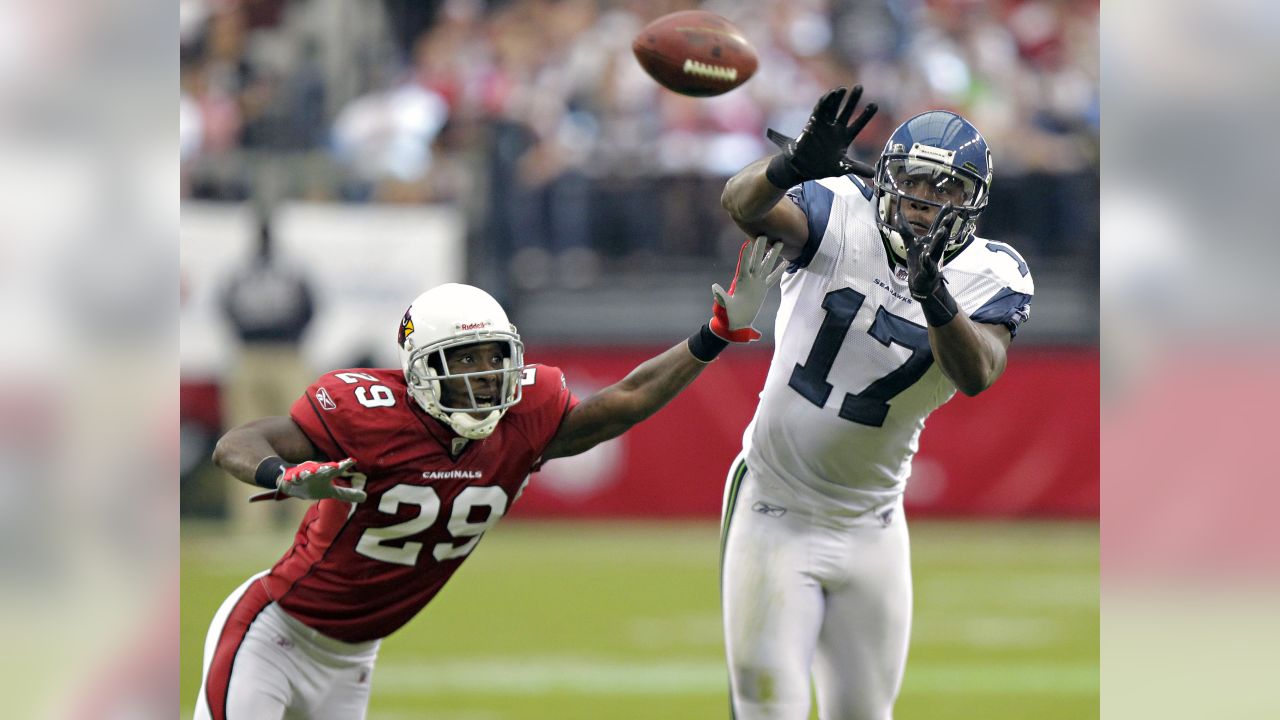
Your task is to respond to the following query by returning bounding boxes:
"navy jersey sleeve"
[970,287,1034,337]
[952,240,1035,339]
[784,180,837,271]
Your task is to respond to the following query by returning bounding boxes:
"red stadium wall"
[515,346,1099,519]
[181,347,1098,519]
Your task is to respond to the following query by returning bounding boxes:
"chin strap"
[448,409,503,440]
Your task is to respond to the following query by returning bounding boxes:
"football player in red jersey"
[193,236,786,720]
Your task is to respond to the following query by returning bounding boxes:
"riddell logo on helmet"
[456,321,491,331]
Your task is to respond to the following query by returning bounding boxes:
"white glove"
[249,457,368,503]
[710,235,787,342]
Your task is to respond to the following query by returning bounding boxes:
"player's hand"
[896,204,961,326]
[249,458,367,503]
[765,85,878,187]
[710,235,787,342]
[896,203,954,299]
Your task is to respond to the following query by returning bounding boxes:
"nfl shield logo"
[895,266,909,281]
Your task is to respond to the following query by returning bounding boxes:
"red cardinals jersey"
[257,364,576,643]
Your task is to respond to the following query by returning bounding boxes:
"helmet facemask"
[875,143,990,263]
[404,332,525,440]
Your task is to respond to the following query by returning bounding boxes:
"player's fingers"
[765,127,794,151]
[928,203,954,260]
[847,102,878,137]
[894,206,916,245]
[929,202,953,232]
[711,283,729,307]
[748,235,769,275]
[738,236,760,280]
[836,84,863,125]
[760,239,784,274]
[765,250,789,286]
[816,87,845,122]
[929,228,949,262]
[845,158,877,179]
[332,485,367,503]
[730,238,753,282]
[336,457,356,472]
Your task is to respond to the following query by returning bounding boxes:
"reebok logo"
[752,501,787,518]
[878,507,896,527]
[316,387,337,410]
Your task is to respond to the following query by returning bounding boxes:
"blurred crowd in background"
[180,0,1098,524]
[180,0,1099,292]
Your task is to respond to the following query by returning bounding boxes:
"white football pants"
[720,456,912,720]
[194,572,381,720]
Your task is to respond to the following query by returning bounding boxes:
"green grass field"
[181,520,1098,719]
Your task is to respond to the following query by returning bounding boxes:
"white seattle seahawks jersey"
[743,174,1034,511]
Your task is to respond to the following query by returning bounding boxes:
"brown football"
[632,10,758,97]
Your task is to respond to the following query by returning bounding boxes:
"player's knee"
[733,664,778,703]
[731,664,808,717]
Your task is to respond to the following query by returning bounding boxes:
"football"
[632,10,757,97]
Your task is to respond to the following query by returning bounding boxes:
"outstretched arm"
[541,237,786,461]
[721,156,809,255]
[212,416,320,488]
[540,341,707,460]
[213,417,367,503]
[722,84,879,258]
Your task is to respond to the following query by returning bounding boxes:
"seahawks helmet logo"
[397,308,415,348]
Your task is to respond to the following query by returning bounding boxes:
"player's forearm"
[212,417,320,487]
[212,431,281,487]
[542,341,708,460]
[612,341,708,424]
[721,156,789,224]
[927,316,1006,396]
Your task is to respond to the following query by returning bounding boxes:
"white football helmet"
[396,283,525,440]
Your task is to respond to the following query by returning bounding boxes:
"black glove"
[765,85,879,189]
[896,203,960,327]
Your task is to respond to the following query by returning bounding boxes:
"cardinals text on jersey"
[254,364,576,643]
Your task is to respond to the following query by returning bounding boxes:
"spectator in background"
[220,208,316,529]
[329,64,450,203]
[239,38,328,152]
[180,0,1099,266]
[484,0,606,290]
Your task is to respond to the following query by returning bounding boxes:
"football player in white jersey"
[717,85,1034,720]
